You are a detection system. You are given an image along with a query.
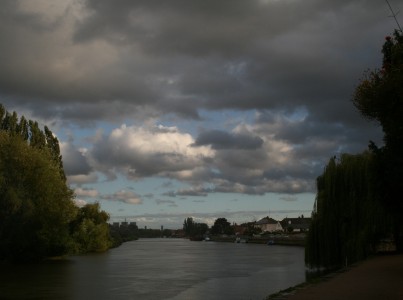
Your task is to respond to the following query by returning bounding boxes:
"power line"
[385,0,402,32]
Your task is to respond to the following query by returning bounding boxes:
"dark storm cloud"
[193,130,263,150]
[0,0,393,123]
[176,187,214,197]
[0,0,396,197]
[61,141,92,176]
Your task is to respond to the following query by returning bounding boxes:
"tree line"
[183,217,240,238]
[306,30,403,269]
[0,105,113,262]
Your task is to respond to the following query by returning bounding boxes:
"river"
[0,238,306,300]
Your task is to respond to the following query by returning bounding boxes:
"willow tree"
[353,30,403,250]
[306,153,387,269]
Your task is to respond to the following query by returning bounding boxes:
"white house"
[255,217,283,232]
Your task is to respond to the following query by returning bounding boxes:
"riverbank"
[210,233,306,246]
[267,253,403,300]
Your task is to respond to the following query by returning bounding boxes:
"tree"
[305,153,388,268]
[0,132,77,261]
[0,104,114,261]
[353,31,403,149]
[183,217,196,236]
[70,203,112,253]
[211,218,234,235]
[353,31,403,250]
[183,217,209,238]
[44,126,66,181]
[195,223,209,237]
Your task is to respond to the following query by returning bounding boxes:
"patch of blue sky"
[284,106,309,122]
[157,109,257,136]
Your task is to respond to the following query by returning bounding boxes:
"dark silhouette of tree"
[307,31,403,268]
[183,217,208,238]
[183,217,196,236]
[305,153,387,268]
[353,30,403,251]
[211,218,233,235]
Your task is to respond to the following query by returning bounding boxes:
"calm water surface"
[0,239,305,300]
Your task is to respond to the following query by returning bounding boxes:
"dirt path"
[278,254,403,300]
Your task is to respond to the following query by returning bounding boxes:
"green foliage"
[0,131,76,261]
[0,104,113,261]
[70,203,112,253]
[183,217,195,236]
[305,153,388,268]
[0,104,67,181]
[211,218,234,235]
[109,222,139,246]
[183,217,209,237]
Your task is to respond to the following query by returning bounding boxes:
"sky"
[0,0,398,229]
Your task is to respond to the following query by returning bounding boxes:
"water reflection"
[0,239,305,300]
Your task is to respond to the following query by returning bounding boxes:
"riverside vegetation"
[305,31,403,269]
[0,105,118,262]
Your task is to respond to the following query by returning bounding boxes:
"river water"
[0,238,306,300]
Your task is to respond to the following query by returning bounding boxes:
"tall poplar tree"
[0,104,115,261]
[0,131,77,261]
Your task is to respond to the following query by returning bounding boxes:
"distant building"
[254,217,283,232]
[280,216,311,232]
[109,221,138,231]
[112,222,120,228]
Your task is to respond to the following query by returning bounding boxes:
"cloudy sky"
[1,0,397,228]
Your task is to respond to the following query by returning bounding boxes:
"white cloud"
[91,124,214,179]
[110,124,213,158]
[67,172,99,185]
[73,199,87,207]
[101,190,143,205]
[74,187,99,198]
